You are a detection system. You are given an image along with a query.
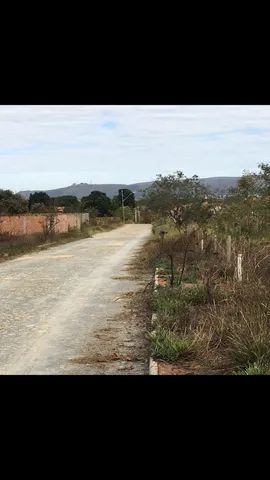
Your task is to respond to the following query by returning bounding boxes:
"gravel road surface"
[0,224,151,374]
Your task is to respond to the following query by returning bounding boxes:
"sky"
[0,105,270,192]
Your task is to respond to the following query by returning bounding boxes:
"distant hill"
[19,182,153,200]
[19,177,240,200]
[200,177,240,195]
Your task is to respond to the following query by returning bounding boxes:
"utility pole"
[121,189,135,224]
[121,189,125,223]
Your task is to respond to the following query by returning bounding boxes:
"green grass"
[149,328,193,362]
[154,285,209,314]
[232,361,270,375]
[154,258,171,270]
[181,285,209,305]
[178,269,198,284]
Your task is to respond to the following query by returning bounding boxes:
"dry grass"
[142,225,270,374]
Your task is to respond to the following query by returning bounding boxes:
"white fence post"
[200,238,204,253]
[154,267,159,292]
[237,253,242,282]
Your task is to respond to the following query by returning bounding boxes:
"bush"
[114,206,134,221]
[30,203,48,213]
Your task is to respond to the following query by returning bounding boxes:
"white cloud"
[0,105,270,190]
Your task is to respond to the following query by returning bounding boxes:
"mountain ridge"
[18,177,240,200]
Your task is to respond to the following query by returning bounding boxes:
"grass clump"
[190,285,270,371]
[149,328,194,362]
[154,285,209,315]
[226,332,270,369]
[180,285,209,305]
[232,361,270,375]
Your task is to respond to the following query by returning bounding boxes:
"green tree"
[142,171,209,225]
[111,195,121,212]
[114,206,133,221]
[81,191,112,217]
[237,171,258,198]
[30,203,48,213]
[258,162,270,195]
[52,195,81,212]
[29,191,51,212]
[0,190,28,214]
[117,189,135,209]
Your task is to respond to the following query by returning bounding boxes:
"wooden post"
[237,253,242,282]
[134,208,138,223]
[226,235,232,264]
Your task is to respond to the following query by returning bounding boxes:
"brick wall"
[0,213,82,238]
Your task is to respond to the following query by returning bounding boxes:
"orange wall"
[0,214,81,237]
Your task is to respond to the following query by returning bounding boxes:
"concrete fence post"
[200,238,204,253]
[237,253,242,282]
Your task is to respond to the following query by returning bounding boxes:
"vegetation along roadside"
[137,164,270,375]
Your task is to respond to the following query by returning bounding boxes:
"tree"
[30,203,48,213]
[237,171,258,198]
[258,162,270,195]
[52,195,81,212]
[227,170,258,199]
[117,189,135,209]
[111,196,121,212]
[0,190,28,214]
[114,206,134,221]
[215,164,270,236]
[81,191,112,217]
[142,171,209,225]
[29,192,51,212]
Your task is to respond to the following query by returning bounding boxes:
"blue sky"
[0,105,270,192]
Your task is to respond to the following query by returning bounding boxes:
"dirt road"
[0,224,151,374]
